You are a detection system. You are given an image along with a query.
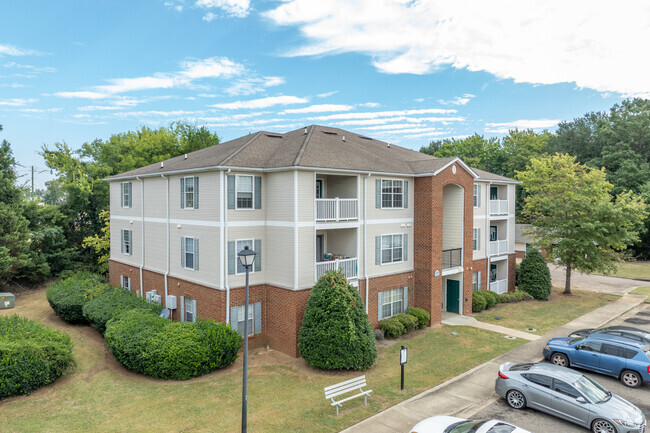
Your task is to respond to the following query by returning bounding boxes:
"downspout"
[486,181,491,291]
[224,168,231,323]
[161,174,170,305]
[137,176,144,297]
[364,172,370,313]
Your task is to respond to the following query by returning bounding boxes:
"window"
[473,184,481,207]
[553,379,581,399]
[238,304,254,336]
[490,186,498,200]
[472,271,481,291]
[180,176,199,209]
[120,276,130,290]
[181,237,198,270]
[231,302,262,336]
[121,229,132,255]
[473,228,481,251]
[381,287,403,320]
[577,341,602,353]
[236,239,254,274]
[490,225,498,242]
[236,175,254,209]
[121,182,132,208]
[523,373,552,388]
[184,297,196,323]
[381,179,404,208]
[381,234,404,264]
[315,179,323,198]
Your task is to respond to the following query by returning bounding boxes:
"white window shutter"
[230,306,238,330]
[190,299,197,322]
[403,287,408,312]
[194,238,199,270]
[121,230,125,254]
[181,237,186,268]
[254,239,261,272]
[254,302,262,335]
[180,296,185,322]
[377,292,384,321]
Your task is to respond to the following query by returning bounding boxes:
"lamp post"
[237,245,256,433]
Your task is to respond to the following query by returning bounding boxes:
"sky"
[1,0,649,188]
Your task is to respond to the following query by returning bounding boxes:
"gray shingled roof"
[106,125,516,181]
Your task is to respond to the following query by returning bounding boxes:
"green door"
[446,280,460,314]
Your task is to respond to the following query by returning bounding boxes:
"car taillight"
[647,365,649,374]
[498,371,509,379]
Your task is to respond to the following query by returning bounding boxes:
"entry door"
[490,263,497,282]
[446,280,460,314]
[490,186,498,200]
[490,225,498,242]
[316,235,324,262]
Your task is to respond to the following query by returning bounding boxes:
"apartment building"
[107,125,517,357]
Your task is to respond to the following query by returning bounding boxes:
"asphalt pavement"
[548,264,648,296]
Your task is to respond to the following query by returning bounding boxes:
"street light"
[237,245,256,433]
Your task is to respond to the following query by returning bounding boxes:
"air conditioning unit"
[166,295,177,310]
[145,290,158,303]
[152,295,162,305]
[0,293,15,309]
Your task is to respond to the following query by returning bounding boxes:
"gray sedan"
[495,362,646,433]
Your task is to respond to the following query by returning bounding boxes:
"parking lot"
[473,303,650,433]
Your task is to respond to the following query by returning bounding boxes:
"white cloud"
[0,43,40,57]
[195,0,250,18]
[19,107,62,113]
[317,91,338,98]
[359,102,380,108]
[337,115,464,127]
[202,12,218,21]
[3,62,56,75]
[211,95,309,109]
[439,93,475,106]
[281,104,353,114]
[309,108,456,122]
[360,119,465,130]
[484,119,561,134]
[265,0,650,97]
[0,98,38,106]
[226,76,285,96]
[55,91,110,99]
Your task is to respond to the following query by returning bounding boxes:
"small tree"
[298,270,377,370]
[518,248,552,300]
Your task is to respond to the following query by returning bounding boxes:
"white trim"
[293,170,299,290]
[442,266,463,276]
[491,255,508,262]
[366,218,413,225]
[432,157,479,179]
[315,221,358,230]
[182,175,196,209]
[182,236,197,270]
[121,181,132,208]
[379,178,405,209]
[235,174,255,210]
[379,233,405,265]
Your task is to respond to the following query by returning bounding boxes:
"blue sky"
[1,0,648,187]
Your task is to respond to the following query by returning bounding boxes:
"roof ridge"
[292,125,314,167]
[221,131,263,166]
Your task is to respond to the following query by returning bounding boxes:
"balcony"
[316,257,358,280]
[489,199,508,215]
[442,248,462,269]
[489,239,508,256]
[316,198,358,222]
[490,279,507,294]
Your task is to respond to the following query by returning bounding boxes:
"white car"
[410,416,532,433]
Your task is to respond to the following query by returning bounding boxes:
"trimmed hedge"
[105,310,241,380]
[379,317,406,338]
[46,272,109,323]
[82,288,162,334]
[518,248,552,300]
[0,315,74,398]
[472,289,534,312]
[298,270,377,370]
[406,307,430,328]
[483,290,499,309]
[394,313,418,332]
[472,291,488,312]
[499,290,534,303]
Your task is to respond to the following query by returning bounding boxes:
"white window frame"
[472,271,481,291]
[235,174,255,210]
[380,179,404,209]
[120,275,131,290]
[473,228,481,251]
[381,287,403,319]
[121,182,132,208]
[236,303,255,336]
[121,229,132,255]
[184,297,196,323]
[473,184,481,207]
[183,176,195,210]
[183,236,196,271]
[235,239,255,275]
[380,233,404,265]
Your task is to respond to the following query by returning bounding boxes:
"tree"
[517,154,647,294]
[420,134,506,174]
[83,210,110,274]
[517,248,551,300]
[298,270,377,370]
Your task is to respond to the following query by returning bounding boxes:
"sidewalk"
[340,294,646,433]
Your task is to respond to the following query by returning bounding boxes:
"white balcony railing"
[316,198,358,222]
[315,257,358,280]
[490,279,507,294]
[489,239,509,256]
[489,199,508,215]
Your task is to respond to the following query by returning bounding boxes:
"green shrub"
[499,290,534,303]
[394,313,418,332]
[483,290,499,309]
[472,291,487,312]
[499,293,514,303]
[518,248,552,300]
[46,272,109,323]
[82,288,161,334]
[298,270,377,370]
[406,307,430,328]
[0,315,74,398]
[380,317,406,338]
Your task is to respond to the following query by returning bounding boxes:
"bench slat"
[324,379,366,395]
[326,385,367,400]
[323,375,366,392]
[329,390,372,406]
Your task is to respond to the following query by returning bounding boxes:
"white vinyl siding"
[121,229,132,255]
[381,179,404,208]
[472,271,481,291]
[381,234,404,264]
[473,184,481,207]
[473,228,481,251]
[121,182,132,208]
[377,287,408,321]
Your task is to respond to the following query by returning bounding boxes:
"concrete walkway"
[548,264,648,295]
[340,294,647,433]
[441,312,540,341]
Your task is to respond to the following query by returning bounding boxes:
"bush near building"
[472,290,534,312]
[82,288,161,334]
[0,315,74,398]
[298,270,377,370]
[406,307,430,328]
[518,248,552,300]
[46,272,109,323]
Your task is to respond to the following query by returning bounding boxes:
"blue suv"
[543,333,650,388]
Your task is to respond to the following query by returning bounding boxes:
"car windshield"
[573,376,610,403]
[569,336,585,344]
[449,420,487,433]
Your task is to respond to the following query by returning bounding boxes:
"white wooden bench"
[324,375,372,415]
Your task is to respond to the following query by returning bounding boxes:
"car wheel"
[592,419,616,433]
[551,353,568,367]
[506,389,526,409]
[620,370,642,388]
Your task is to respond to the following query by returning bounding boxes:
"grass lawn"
[629,286,650,303]
[609,261,650,280]
[472,288,619,335]
[0,288,526,433]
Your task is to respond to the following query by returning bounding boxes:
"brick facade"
[472,258,488,290]
[508,253,517,292]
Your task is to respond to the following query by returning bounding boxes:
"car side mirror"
[576,397,586,404]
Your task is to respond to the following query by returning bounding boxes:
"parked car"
[569,326,650,345]
[543,333,650,387]
[409,415,532,433]
[495,362,646,433]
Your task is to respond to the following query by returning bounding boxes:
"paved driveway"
[549,264,648,295]
[472,303,650,433]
